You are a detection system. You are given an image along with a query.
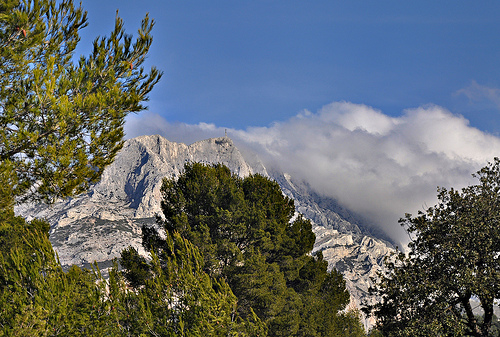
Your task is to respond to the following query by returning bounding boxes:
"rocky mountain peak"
[89,135,254,218]
[16,135,394,315]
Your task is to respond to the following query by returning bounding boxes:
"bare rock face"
[16,134,394,311]
[17,136,259,268]
[270,168,394,310]
[90,135,257,219]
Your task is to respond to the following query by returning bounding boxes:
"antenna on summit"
[225,129,227,138]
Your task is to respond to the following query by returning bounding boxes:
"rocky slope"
[17,134,394,310]
[269,168,394,309]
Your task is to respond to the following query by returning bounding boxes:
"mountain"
[16,134,394,310]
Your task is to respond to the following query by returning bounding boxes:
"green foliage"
[366,328,384,337]
[152,231,266,336]
[120,230,266,336]
[139,162,366,337]
[365,158,500,337]
[0,209,110,335]
[0,0,162,205]
[120,246,151,288]
[0,0,167,335]
[2,206,252,336]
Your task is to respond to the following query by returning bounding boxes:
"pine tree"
[0,1,162,334]
[0,0,162,207]
[120,231,266,336]
[0,210,108,335]
[138,162,366,336]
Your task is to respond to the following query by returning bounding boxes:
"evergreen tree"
[0,0,162,207]
[137,162,365,336]
[0,210,111,335]
[0,0,162,335]
[120,231,266,336]
[364,158,500,337]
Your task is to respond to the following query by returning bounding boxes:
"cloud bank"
[125,102,500,244]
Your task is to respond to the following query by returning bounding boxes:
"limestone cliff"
[17,134,394,310]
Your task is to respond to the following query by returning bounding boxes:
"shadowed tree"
[137,162,365,337]
[365,158,500,337]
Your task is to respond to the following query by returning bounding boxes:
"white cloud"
[456,80,500,109]
[124,112,226,144]
[318,102,399,135]
[124,102,500,245]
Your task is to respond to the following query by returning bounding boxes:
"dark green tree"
[120,231,267,336]
[364,158,500,337]
[139,162,365,336]
[0,0,162,207]
[0,210,117,335]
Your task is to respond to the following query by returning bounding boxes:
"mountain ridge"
[16,134,394,311]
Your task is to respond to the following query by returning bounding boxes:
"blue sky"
[76,1,500,243]
[78,1,500,133]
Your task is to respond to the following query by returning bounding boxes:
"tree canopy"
[120,232,267,336]
[0,0,170,335]
[1,2,364,335]
[0,209,115,335]
[364,158,500,337]
[0,0,162,208]
[127,162,366,337]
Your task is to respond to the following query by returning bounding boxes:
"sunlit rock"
[17,134,394,312]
